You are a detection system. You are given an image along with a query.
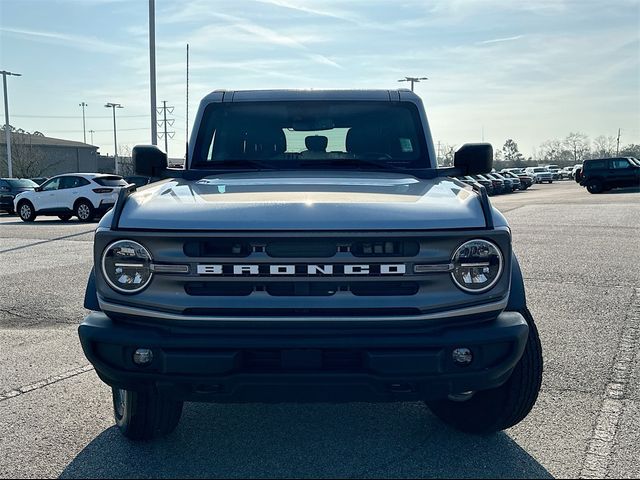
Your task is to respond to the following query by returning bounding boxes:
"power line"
[12,113,149,119]
[45,127,150,133]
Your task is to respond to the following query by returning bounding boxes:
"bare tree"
[117,144,135,176]
[591,135,616,158]
[564,132,590,163]
[0,128,62,178]
[437,144,456,167]
[538,139,572,163]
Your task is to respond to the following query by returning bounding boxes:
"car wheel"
[112,387,183,440]
[586,180,603,194]
[75,200,94,222]
[58,214,73,221]
[426,308,543,434]
[18,201,37,222]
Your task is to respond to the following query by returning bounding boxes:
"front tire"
[586,179,603,194]
[426,308,543,434]
[18,201,37,222]
[75,200,94,222]
[112,387,183,440]
[58,214,72,221]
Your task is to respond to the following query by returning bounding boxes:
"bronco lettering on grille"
[196,264,407,276]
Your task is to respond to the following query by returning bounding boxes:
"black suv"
[580,157,640,193]
[0,178,39,214]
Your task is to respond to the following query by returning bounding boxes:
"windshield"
[193,101,429,170]
[533,168,548,172]
[6,179,38,188]
[93,176,127,187]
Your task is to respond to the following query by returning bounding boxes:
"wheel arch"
[84,267,101,311]
[73,197,93,210]
[506,254,527,312]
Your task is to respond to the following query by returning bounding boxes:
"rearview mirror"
[133,145,167,177]
[454,143,493,175]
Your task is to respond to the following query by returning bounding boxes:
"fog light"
[452,347,473,365]
[133,348,153,365]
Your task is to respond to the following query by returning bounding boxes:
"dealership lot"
[0,181,639,479]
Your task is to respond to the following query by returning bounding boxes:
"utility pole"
[79,102,88,143]
[186,43,189,156]
[616,128,621,156]
[1,70,21,178]
[105,103,123,174]
[398,76,428,92]
[157,100,175,153]
[149,0,158,145]
[89,129,95,145]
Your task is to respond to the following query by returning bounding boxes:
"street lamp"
[1,70,22,178]
[105,102,123,174]
[79,102,88,143]
[397,76,428,92]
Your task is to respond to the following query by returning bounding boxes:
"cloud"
[0,27,135,54]
[477,35,525,45]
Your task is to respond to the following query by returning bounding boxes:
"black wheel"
[112,387,183,440]
[74,199,94,222]
[426,308,543,434]
[58,214,72,221]
[17,201,37,222]
[548,180,553,184]
[586,179,603,194]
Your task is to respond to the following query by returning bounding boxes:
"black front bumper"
[78,312,529,403]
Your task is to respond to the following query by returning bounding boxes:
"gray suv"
[78,89,543,440]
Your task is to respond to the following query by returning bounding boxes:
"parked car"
[502,171,530,190]
[524,167,553,184]
[572,164,583,182]
[30,177,48,185]
[124,175,153,188]
[0,178,39,214]
[467,175,495,195]
[487,173,515,192]
[559,167,574,179]
[456,175,494,195]
[14,173,127,222]
[580,157,640,193]
[476,174,505,194]
[494,171,520,191]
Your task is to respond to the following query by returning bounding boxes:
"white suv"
[14,173,126,222]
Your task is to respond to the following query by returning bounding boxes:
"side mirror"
[34,186,42,192]
[133,145,167,177]
[454,143,493,175]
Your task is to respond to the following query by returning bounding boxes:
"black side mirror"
[454,143,493,175]
[34,186,42,192]
[133,145,167,177]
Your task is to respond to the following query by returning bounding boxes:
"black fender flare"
[506,254,527,312]
[84,267,100,311]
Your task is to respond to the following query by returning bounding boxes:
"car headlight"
[451,239,503,293]
[101,240,153,293]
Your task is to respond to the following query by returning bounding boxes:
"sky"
[1,0,639,159]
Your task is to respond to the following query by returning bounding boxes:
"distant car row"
[0,174,154,221]
[457,171,533,196]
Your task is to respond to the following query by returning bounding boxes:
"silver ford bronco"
[79,89,542,440]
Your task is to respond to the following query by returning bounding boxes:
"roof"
[201,88,419,103]
[0,132,98,149]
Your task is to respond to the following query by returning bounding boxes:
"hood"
[117,171,487,230]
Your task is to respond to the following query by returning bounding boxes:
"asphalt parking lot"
[1,181,639,479]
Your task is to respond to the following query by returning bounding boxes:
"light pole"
[397,76,428,92]
[89,129,95,145]
[105,103,123,174]
[79,102,88,143]
[149,0,158,145]
[1,70,22,178]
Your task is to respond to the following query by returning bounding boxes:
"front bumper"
[79,311,529,403]
[0,196,14,211]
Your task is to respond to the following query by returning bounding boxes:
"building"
[0,131,99,178]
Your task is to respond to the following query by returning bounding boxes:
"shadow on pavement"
[601,186,640,194]
[60,402,552,479]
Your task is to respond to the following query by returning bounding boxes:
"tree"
[619,144,640,158]
[538,139,572,164]
[564,132,590,163]
[118,144,135,176]
[1,129,60,178]
[436,143,456,167]
[591,135,616,158]
[502,139,524,164]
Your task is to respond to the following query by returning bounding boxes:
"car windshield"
[628,157,640,166]
[533,168,548,172]
[193,101,429,170]
[5,179,38,188]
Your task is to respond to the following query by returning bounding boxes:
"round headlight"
[451,239,503,293]
[101,240,153,294]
